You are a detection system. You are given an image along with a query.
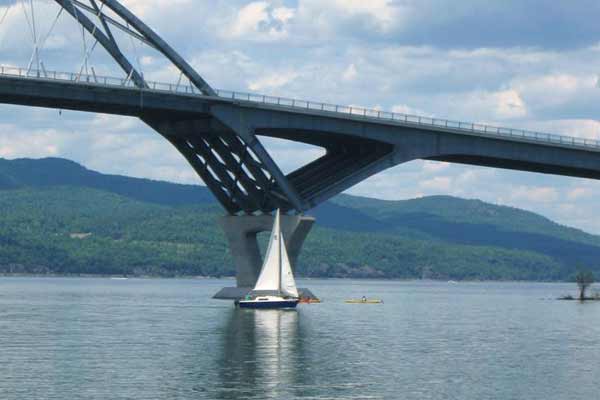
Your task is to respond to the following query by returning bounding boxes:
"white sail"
[279,230,299,298]
[253,210,282,292]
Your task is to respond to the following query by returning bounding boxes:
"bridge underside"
[147,105,600,215]
[428,155,600,180]
[2,74,600,215]
[142,115,394,214]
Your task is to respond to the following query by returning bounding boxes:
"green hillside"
[0,157,598,281]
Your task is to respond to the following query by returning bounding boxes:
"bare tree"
[576,271,594,301]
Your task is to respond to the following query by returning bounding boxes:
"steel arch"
[54,0,216,96]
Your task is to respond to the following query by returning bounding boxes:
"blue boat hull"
[238,300,299,309]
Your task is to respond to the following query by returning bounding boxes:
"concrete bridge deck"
[1,65,599,154]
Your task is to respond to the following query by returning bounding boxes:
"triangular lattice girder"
[144,115,296,215]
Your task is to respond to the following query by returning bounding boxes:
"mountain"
[0,157,598,281]
[0,158,215,206]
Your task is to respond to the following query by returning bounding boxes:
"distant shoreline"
[0,273,234,280]
[0,273,574,284]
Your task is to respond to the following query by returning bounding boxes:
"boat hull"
[238,299,299,309]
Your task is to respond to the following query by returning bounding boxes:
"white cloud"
[229,2,270,37]
[248,70,298,91]
[0,128,61,158]
[566,187,591,201]
[451,89,528,121]
[120,0,193,19]
[333,0,396,24]
[342,63,358,81]
[392,104,433,117]
[520,119,600,141]
[271,6,295,24]
[508,186,559,204]
[297,0,405,35]
[225,1,295,41]
[512,73,596,112]
[419,176,453,192]
[422,161,450,174]
[492,89,528,119]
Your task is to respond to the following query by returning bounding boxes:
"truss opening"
[257,136,326,175]
[210,146,227,166]
[205,163,221,184]
[235,181,248,196]
[226,170,236,181]
[241,164,254,182]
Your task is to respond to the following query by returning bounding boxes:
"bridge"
[1,0,600,298]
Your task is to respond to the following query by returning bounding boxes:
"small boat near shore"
[345,298,383,304]
[237,210,300,309]
[299,297,321,304]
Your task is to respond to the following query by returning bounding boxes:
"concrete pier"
[213,214,315,299]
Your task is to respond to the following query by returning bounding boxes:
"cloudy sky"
[0,0,600,232]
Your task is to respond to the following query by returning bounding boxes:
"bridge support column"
[213,214,316,300]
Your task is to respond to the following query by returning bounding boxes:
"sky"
[0,0,600,232]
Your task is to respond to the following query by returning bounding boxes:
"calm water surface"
[0,278,599,399]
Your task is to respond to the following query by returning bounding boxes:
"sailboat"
[237,209,300,309]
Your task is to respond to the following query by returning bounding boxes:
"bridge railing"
[215,89,600,150]
[1,65,600,150]
[0,65,204,95]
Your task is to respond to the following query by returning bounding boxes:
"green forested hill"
[0,157,215,205]
[0,157,598,281]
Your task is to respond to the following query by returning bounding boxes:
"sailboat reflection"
[217,308,304,399]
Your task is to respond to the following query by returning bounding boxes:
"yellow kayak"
[345,299,383,304]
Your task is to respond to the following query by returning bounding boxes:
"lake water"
[0,278,599,399]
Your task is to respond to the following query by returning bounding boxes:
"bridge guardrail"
[1,65,599,151]
[215,89,600,150]
[0,65,202,94]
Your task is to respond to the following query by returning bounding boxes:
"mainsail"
[253,211,281,292]
[252,210,299,298]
